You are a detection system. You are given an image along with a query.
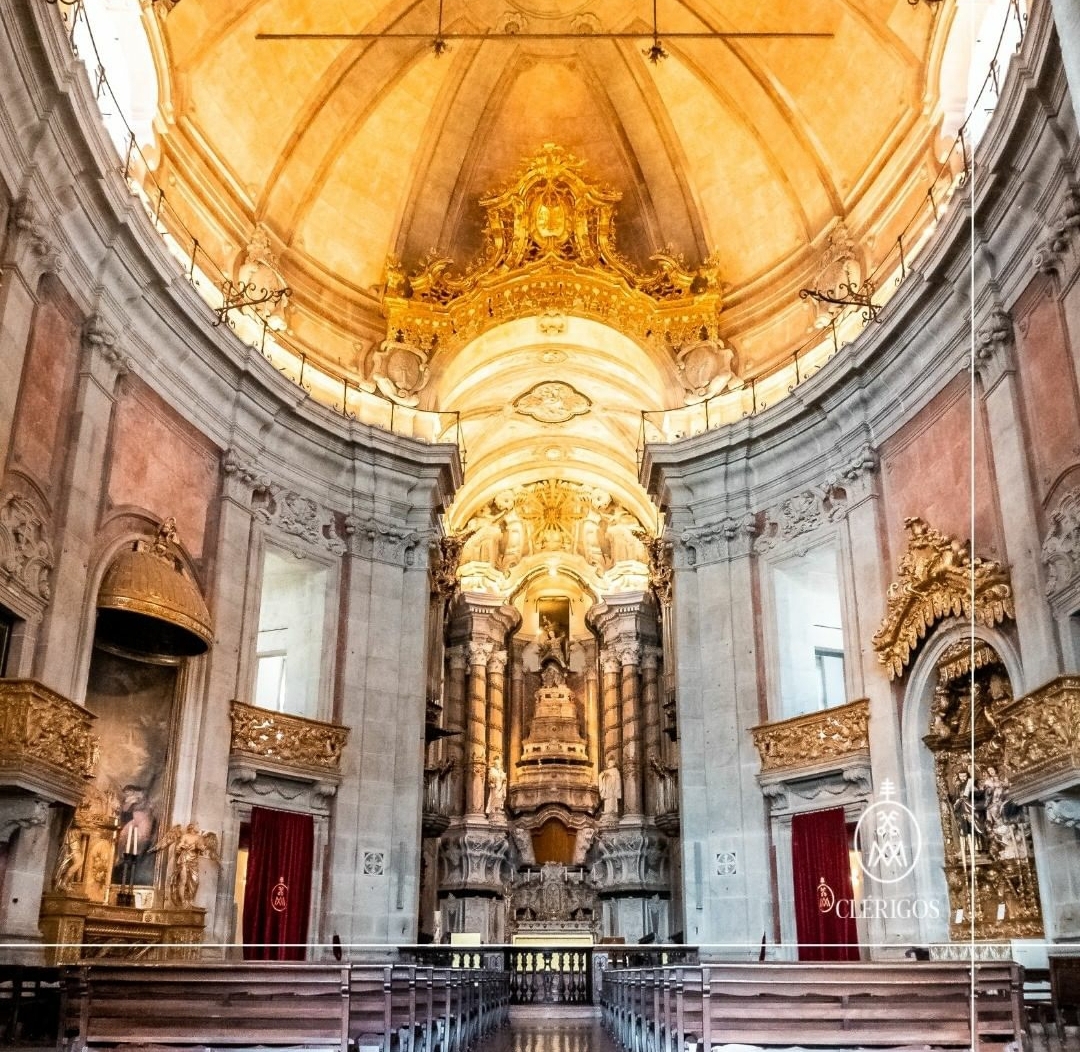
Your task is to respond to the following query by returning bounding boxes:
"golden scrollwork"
[872,517,1014,680]
[751,699,869,774]
[999,676,1080,799]
[382,143,723,361]
[0,680,97,803]
[229,700,349,773]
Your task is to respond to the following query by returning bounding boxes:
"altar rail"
[601,962,1026,1051]
[62,961,509,1052]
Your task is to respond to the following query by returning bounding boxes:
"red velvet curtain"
[791,806,860,961]
[242,807,314,961]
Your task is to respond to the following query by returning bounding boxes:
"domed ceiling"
[144,0,954,545]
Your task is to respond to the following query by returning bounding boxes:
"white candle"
[132,826,139,855]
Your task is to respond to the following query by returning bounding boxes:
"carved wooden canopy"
[382,144,723,359]
[872,517,1014,680]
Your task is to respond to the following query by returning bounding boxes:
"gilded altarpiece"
[924,641,1043,939]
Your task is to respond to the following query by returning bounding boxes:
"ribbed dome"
[96,519,213,657]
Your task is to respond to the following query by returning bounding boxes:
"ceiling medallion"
[513,381,591,424]
[539,348,567,364]
[382,144,723,361]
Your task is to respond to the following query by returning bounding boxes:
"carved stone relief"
[0,492,54,604]
[513,381,591,424]
[253,487,344,554]
[1042,486,1080,596]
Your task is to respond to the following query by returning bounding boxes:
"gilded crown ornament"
[381,144,723,362]
[872,517,1013,679]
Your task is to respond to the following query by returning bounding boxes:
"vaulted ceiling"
[144,0,954,529]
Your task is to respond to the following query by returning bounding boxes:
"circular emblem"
[816,877,835,914]
[853,781,922,885]
[270,876,289,913]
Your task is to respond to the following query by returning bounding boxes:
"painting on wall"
[85,646,179,887]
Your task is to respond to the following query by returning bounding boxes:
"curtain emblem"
[271,876,289,912]
[817,877,836,914]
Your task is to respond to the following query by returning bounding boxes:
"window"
[773,548,846,718]
[0,606,14,676]
[253,548,329,718]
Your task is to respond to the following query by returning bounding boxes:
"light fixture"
[643,0,668,64]
[431,0,449,56]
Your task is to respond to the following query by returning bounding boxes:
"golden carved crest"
[383,144,723,359]
[229,701,349,774]
[872,518,1014,680]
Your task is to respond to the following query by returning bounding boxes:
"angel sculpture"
[160,823,220,908]
[53,826,85,892]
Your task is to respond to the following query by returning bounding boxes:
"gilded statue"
[53,827,85,892]
[160,823,220,909]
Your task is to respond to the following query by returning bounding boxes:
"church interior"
[2,0,1080,1041]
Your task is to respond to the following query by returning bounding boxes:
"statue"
[460,513,502,565]
[160,823,220,908]
[486,758,507,817]
[537,615,567,666]
[949,769,984,867]
[599,758,622,818]
[53,826,85,892]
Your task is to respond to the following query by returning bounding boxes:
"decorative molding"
[437,827,512,891]
[1042,486,1080,596]
[228,701,349,785]
[751,699,870,776]
[344,513,421,566]
[0,491,54,605]
[999,676,1080,803]
[221,449,271,505]
[872,517,1013,680]
[7,196,62,276]
[679,513,758,565]
[253,487,344,555]
[0,680,97,807]
[590,827,668,893]
[1044,796,1080,829]
[82,314,131,384]
[362,850,386,876]
[382,144,723,362]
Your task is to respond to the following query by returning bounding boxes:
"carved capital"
[615,640,641,667]
[0,491,54,607]
[974,309,1015,390]
[680,512,758,566]
[600,650,621,676]
[447,645,468,673]
[221,449,270,505]
[466,640,496,667]
[344,513,420,565]
[488,649,508,675]
[5,197,63,279]
[1032,190,1080,275]
[82,314,132,389]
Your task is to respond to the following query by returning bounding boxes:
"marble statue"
[486,759,508,816]
[599,758,622,817]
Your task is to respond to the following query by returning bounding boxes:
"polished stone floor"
[476,1011,619,1052]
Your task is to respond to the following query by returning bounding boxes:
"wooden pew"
[602,961,1026,1052]
[1049,955,1080,1038]
[66,962,351,1052]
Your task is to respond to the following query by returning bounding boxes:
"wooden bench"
[1049,955,1080,1037]
[602,961,1026,1051]
[65,962,351,1051]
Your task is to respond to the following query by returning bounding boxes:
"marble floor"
[476,1010,618,1052]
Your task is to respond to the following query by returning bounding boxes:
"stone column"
[33,315,129,699]
[445,646,468,814]
[465,640,494,816]
[600,649,622,768]
[976,311,1062,689]
[838,443,925,952]
[618,641,644,818]
[487,650,508,768]
[0,199,61,471]
[191,450,259,944]
[641,649,662,816]
[508,657,524,775]
[584,654,600,783]
[1050,0,1080,132]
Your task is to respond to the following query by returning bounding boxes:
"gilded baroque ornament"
[382,144,724,362]
[0,492,54,603]
[925,643,1043,940]
[751,699,869,775]
[229,701,349,774]
[999,676,1080,799]
[872,518,1014,679]
[454,480,650,588]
